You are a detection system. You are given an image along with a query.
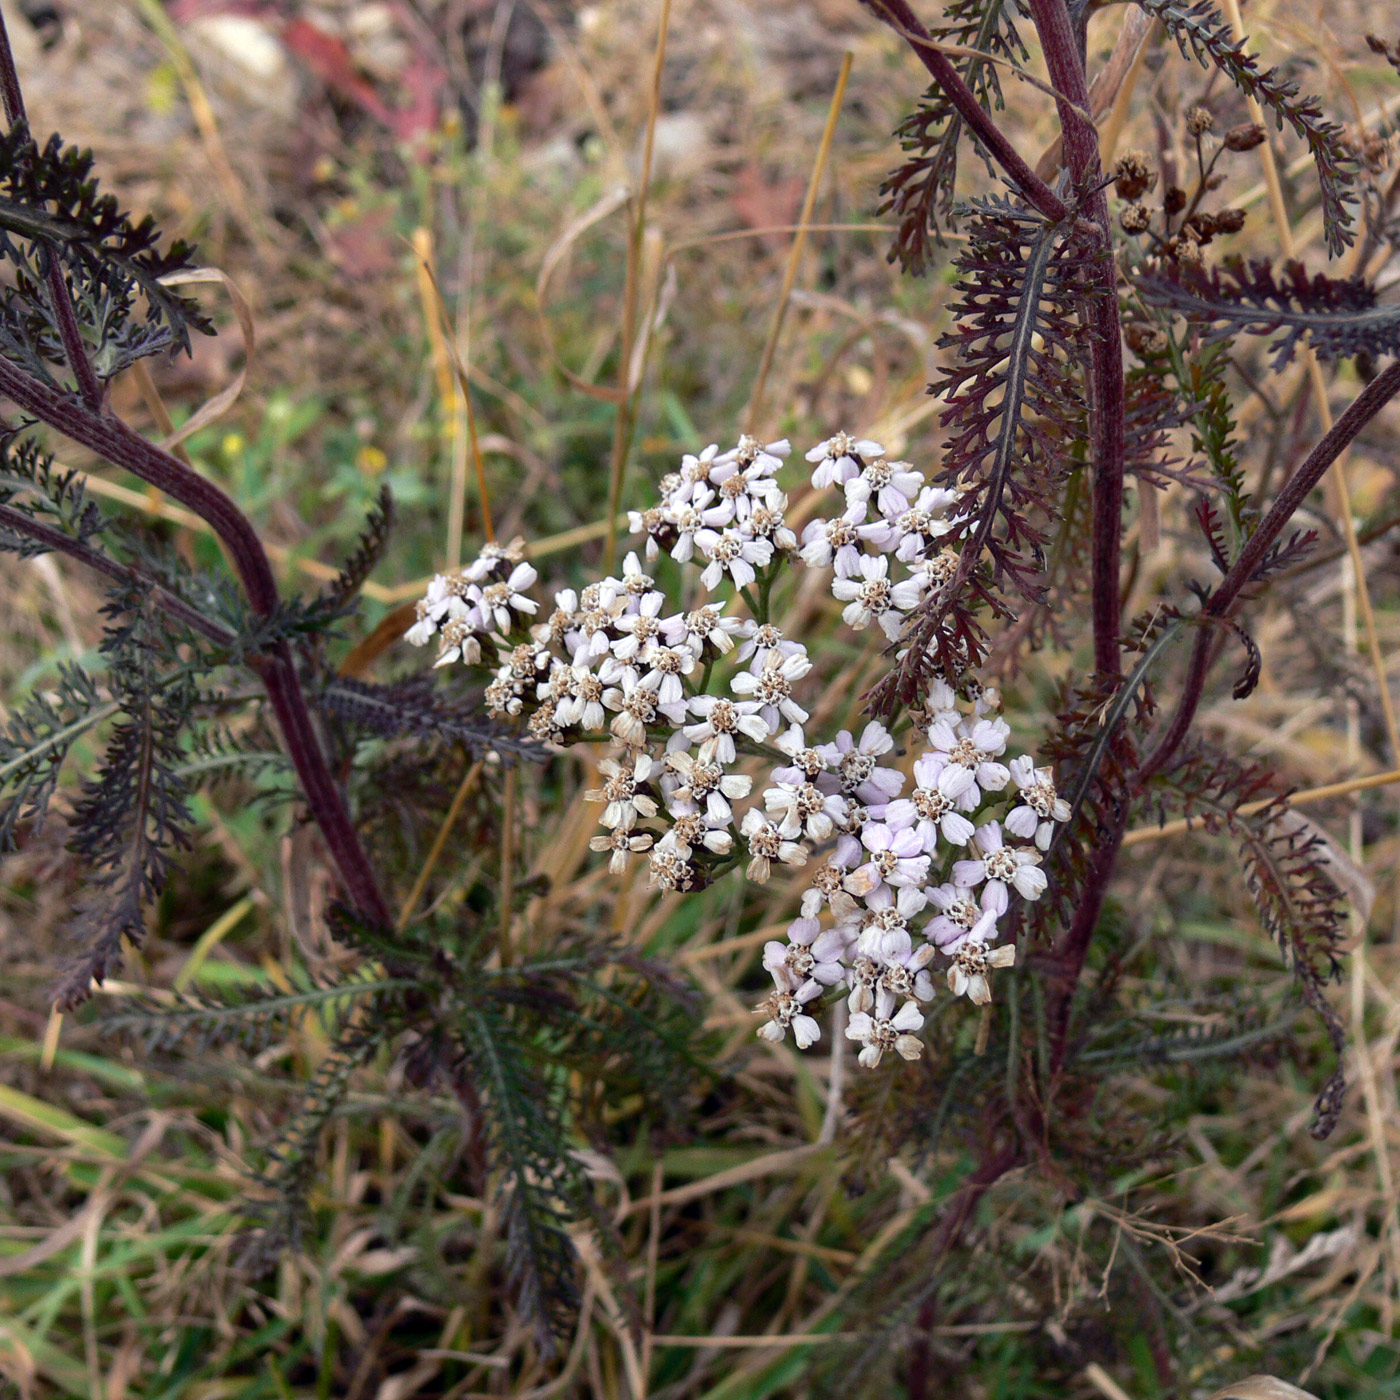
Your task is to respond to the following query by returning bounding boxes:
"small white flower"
[740,808,808,883]
[946,938,1016,1006]
[695,528,774,592]
[590,827,654,874]
[568,585,627,663]
[754,973,823,1049]
[463,536,528,583]
[924,716,1011,806]
[665,808,734,859]
[555,665,608,731]
[1004,755,1071,850]
[431,617,483,669]
[771,724,829,786]
[817,723,904,805]
[845,1000,924,1067]
[668,487,717,563]
[925,885,1000,952]
[763,917,847,987]
[729,649,812,730]
[832,554,918,632]
[734,622,804,674]
[474,561,539,633]
[799,860,859,921]
[876,754,978,852]
[684,695,772,764]
[763,779,848,843]
[844,457,924,519]
[799,509,866,577]
[610,592,666,661]
[604,684,660,748]
[951,820,1047,909]
[872,931,938,1014]
[661,602,746,657]
[844,822,929,896]
[638,644,698,718]
[664,749,753,824]
[584,753,658,831]
[806,432,884,490]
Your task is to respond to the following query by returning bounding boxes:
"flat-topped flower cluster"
[405,433,1068,1067]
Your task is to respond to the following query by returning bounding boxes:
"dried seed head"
[1185,105,1215,137]
[1223,121,1267,152]
[1120,203,1151,235]
[1112,150,1154,201]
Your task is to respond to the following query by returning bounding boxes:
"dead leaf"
[1206,1378,1320,1400]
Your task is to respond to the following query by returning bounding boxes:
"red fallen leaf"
[386,52,446,145]
[730,163,807,251]
[326,207,398,281]
[279,17,397,129]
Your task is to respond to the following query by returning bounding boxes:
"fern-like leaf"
[1149,746,1348,1135]
[869,199,1090,713]
[455,1003,584,1353]
[316,485,393,618]
[319,673,546,764]
[52,587,198,1007]
[0,121,213,383]
[0,661,110,849]
[1138,0,1357,254]
[102,975,411,1055]
[1138,256,1394,368]
[877,0,1028,273]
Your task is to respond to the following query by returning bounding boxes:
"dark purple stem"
[1139,358,1400,782]
[0,503,236,646]
[0,357,393,929]
[0,13,105,411]
[1027,0,1125,679]
[861,0,1072,225]
[907,1143,1020,1400]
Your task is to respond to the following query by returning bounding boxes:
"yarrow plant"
[3,0,1400,1387]
[407,432,1066,1061]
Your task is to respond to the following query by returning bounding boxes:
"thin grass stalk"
[745,53,853,436]
[602,0,672,573]
[395,759,484,933]
[1121,764,1400,846]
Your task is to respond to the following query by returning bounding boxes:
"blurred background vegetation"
[1,0,1399,1395]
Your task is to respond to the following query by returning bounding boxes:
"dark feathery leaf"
[317,485,393,617]
[877,0,1029,273]
[454,1002,584,1354]
[0,121,214,384]
[245,1016,396,1260]
[52,586,199,1008]
[1138,256,1395,369]
[1148,746,1349,1136]
[869,199,1091,714]
[0,661,108,850]
[1138,0,1358,255]
[0,434,106,550]
[318,673,547,765]
[101,974,413,1056]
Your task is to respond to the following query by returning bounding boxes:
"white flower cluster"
[405,433,1069,1070]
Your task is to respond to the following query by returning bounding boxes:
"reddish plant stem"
[1027,0,1125,680]
[0,356,393,930]
[1046,800,1131,1075]
[0,504,237,646]
[1139,358,1400,783]
[0,13,105,411]
[861,0,1072,225]
[906,1143,1020,1400]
